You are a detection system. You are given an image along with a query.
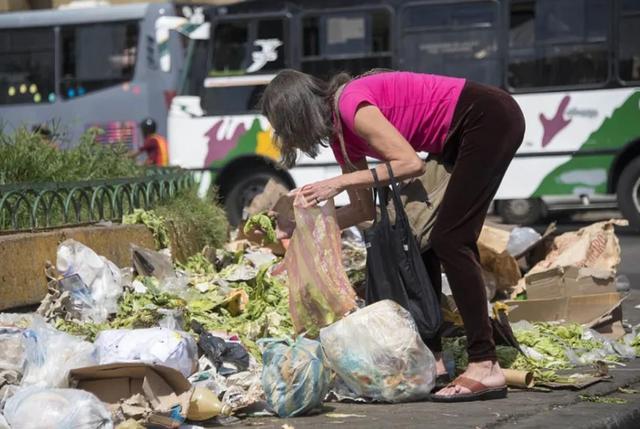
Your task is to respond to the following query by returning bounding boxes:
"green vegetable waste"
[123,209,170,249]
[55,250,294,360]
[444,322,634,384]
[579,395,628,404]
[244,213,277,243]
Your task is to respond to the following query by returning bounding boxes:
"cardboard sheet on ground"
[525,266,616,300]
[70,363,193,428]
[506,292,626,338]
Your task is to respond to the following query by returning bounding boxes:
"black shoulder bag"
[364,163,442,340]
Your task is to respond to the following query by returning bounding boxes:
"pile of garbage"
[0,235,298,428]
[1,180,639,427]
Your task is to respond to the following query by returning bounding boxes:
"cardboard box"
[525,266,616,300]
[70,363,192,428]
[477,225,522,290]
[506,292,626,338]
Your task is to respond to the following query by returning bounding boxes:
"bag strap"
[370,167,389,225]
[384,162,411,228]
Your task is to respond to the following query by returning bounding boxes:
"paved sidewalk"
[236,360,640,429]
[231,292,640,429]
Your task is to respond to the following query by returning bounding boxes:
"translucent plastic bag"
[22,317,97,388]
[320,300,436,402]
[4,386,113,429]
[283,196,357,336]
[0,327,25,373]
[94,328,198,377]
[56,239,123,323]
[261,337,329,417]
[506,227,542,257]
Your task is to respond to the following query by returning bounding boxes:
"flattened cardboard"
[506,292,624,329]
[525,266,615,300]
[70,362,192,428]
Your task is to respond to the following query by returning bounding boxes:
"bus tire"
[497,198,545,225]
[224,169,289,226]
[616,157,640,230]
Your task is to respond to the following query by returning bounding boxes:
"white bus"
[168,0,640,228]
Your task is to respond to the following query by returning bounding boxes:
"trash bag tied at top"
[282,195,357,336]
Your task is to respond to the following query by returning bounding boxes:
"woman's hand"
[297,176,345,207]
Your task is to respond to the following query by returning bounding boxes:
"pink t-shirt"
[330,71,465,165]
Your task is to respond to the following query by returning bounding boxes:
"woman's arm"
[300,103,425,206]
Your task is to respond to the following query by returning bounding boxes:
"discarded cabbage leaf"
[123,208,170,249]
[244,213,277,243]
[444,322,634,384]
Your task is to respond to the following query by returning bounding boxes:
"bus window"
[257,19,285,72]
[181,39,209,96]
[0,27,55,105]
[399,1,499,85]
[60,21,138,99]
[619,0,640,83]
[211,21,249,75]
[210,19,286,76]
[300,10,392,79]
[201,82,266,115]
[203,18,286,115]
[507,0,610,89]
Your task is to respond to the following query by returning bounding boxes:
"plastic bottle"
[187,386,230,421]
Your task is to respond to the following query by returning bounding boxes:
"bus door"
[398,0,502,85]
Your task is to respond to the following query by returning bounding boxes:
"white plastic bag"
[56,239,123,323]
[21,317,97,388]
[320,300,436,402]
[0,327,25,373]
[506,227,541,257]
[94,328,198,377]
[4,386,113,429]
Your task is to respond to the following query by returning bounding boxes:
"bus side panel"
[496,88,640,199]
[168,97,351,204]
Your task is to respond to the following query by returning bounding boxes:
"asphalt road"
[231,214,640,429]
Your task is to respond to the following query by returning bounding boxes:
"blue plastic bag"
[261,337,329,417]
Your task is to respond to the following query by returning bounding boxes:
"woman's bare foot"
[435,360,505,397]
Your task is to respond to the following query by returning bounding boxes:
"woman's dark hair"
[261,69,350,168]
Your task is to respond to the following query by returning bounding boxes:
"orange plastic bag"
[282,194,357,336]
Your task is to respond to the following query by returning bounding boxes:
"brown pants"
[422,81,525,362]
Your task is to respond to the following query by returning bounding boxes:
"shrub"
[0,127,142,184]
[154,190,230,261]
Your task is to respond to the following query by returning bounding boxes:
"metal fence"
[0,169,194,232]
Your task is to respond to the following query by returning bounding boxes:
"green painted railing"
[0,169,194,232]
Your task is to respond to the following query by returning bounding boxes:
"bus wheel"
[224,170,289,226]
[616,157,640,230]
[497,198,545,225]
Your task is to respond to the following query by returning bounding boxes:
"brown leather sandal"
[430,376,507,402]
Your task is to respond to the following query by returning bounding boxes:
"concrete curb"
[0,224,154,310]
